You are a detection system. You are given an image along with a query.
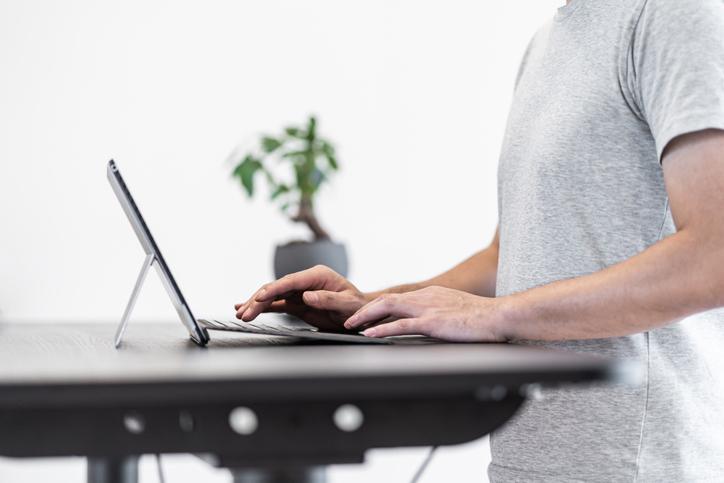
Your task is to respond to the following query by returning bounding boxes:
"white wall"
[0,1,561,481]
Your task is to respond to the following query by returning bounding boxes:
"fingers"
[362,318,428,338]
[302,290,361,313]
[252,299,346,333]
[235,289,335,322]
[297,312,347,333]
[255,266,335,303]
[239,299,271,321]
[235,297,258,320]
[353,315,400,332]
[238,284,277,321]
[265,300,306,315]
[344,294,419,330]
[238,289,297,321]
[235,285,269,320]
[238,266,337,321]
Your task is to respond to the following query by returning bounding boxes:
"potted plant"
[231,115,348,278]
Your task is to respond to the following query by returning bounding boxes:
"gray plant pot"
[273,240,349,279]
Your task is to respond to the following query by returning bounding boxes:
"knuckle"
[314,264,340,278]
[378,294,393,305]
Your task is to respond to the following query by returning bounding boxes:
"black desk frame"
[1,387,524,483]
[0,323,623,483]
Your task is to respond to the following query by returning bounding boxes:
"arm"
[501,129,724,340]
[236,230,499,329]
[367,229,499,299]
[347,130,724,341]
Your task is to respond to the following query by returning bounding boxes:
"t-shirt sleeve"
[628,0,724,160]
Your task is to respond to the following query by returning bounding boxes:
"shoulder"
[641,0,723,14]
[514,20,553,89]
[635,0,724,34]
[629,0,724,66]
[526,19,553,57]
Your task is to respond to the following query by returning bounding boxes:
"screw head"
[179,411,194,432]
[229,407,258,435]
[334,404,364,432]
[123,413,145,434]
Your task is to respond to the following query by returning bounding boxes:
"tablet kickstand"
[114,253,156,348]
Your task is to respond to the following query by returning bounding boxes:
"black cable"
[155,454,166,483]
[409,446,438,483]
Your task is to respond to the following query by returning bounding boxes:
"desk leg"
[230,466,326,483]
[86,456,139,483]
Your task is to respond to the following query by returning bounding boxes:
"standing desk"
[0,322,629,483]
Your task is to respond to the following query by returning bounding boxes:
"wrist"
[363,282,428,303]
[492,294,526,341]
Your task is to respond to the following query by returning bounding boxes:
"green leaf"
[232,155,263,197]
[325,155,338,170]
[320,141,338,170]
[282,150,309,160]
[307,115,317,141]
[261,136,282,153]
[285,127,304,138]
[319,140,334,154]
[262,169,276,186]
[270,184,290,200]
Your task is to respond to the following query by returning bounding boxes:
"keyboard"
[198,318,395,344]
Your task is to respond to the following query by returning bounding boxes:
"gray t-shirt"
[491,0,724,481]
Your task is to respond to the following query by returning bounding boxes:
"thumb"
[303,290,357,311]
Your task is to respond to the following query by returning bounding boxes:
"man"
[236,0,724,480]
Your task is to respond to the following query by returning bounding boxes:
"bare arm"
[499,129,724,340]
[347,130,724,341]
[237,230,499,328]
[367,229,499,299]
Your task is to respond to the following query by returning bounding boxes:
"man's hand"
[235,265,370,332]
[344,286,508,342]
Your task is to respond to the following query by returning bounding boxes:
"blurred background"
[0,0,561,481]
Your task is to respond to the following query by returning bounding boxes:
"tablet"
[107,160,209,346]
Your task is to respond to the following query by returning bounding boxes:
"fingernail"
[305,292,318,304]
[362,328,377,337]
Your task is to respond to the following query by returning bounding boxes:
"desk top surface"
[0,322,629,407]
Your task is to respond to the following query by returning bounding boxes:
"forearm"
[425,243,499,296]
[366,231,500,300]
[348,132,724,342]
[499,228,724,341]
